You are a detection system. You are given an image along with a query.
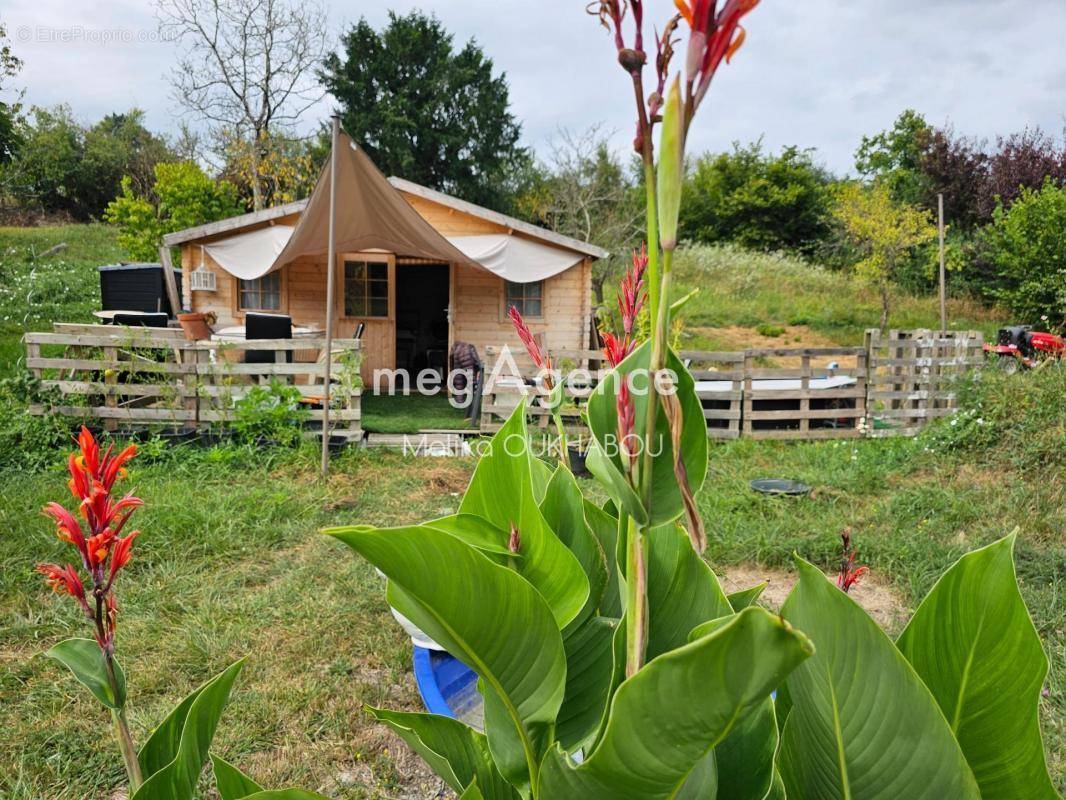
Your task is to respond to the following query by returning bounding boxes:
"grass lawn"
[360,393,476,434]
[0,366,1063,798]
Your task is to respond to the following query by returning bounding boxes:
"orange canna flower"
[108,532,140,583]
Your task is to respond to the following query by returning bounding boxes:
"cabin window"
[505,280,543,317]
[238,273,282,311]
[344,260,390,317]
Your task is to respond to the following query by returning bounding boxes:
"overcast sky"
[4,0,1065,175]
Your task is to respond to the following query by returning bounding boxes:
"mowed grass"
[672,244,1007,347]
[0,366,1063,797]
[360,393,476,434]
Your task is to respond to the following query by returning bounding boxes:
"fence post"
[741,351,754,438]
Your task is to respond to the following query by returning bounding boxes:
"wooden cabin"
[163,178,606,384]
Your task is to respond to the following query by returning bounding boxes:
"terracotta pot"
[177,312,213,341]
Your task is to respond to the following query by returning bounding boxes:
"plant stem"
[551,410,571,470]
[624,515,647,678]
[106,658,143,790]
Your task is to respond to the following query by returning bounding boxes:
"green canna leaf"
[645,523,733,660]
[727,582,768,612]
[554,615,618,753]
[328,523,566,791]
[778,557,981,800]
[132,659,244,800]
[367,707,516,799]
[583,499,623,618]
[459,405,589,628]
[538,607,812,799]
[540,466,609,630]
[657,75,685,251]
[211,754,264,800]
[586,342,708,530]
[897,532,1057,799]
[45,638,126,710]
[713,697,778,800]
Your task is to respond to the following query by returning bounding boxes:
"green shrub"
[231,380,310,447]
[755,323,785,337]
[104,161,243,261]
[979,179,1066,326]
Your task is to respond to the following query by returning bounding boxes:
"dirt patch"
[689,325,855,369]
[719,563,910,632]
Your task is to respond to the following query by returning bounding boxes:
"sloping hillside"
[672,244,1006,348]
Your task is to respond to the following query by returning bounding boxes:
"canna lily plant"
[328,3,1055,799]
[36,427,329,800]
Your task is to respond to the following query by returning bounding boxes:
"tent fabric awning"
[446,234,583,283]
[202,225,294,280]
[270,132,477,272]
[201,226,585,285]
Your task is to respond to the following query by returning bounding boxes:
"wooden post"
[158,245,183,318]
[938,193,947,334]
[321,116,340,477]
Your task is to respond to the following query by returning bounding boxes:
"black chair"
[113,312,169,328]
[245,312,293,364]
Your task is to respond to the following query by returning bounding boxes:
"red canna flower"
[675,0,760,110]
[617,378,638,473]
[38,427,143,655]
[508,306,556,390]
[109,532,140,584]
[602,331,631,368]
[37,563,86,601]
[619,246,649,336]
[836,529,869,593]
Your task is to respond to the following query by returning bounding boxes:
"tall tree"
[919,125,988,231]
[855,109,931,206]
[320,11,527,210]
[978,128,1066,221]
[518,127,642,302]
[156,0,328,210]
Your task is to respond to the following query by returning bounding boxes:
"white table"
[210,325,319,342]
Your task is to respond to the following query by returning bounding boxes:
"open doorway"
[395,263,450,378]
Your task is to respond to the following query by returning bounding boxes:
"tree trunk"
[250,133,264,211]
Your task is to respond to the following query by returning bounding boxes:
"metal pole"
[938,192,947,334]
[321,115,340,477]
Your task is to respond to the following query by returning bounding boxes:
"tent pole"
[321,115,340,477]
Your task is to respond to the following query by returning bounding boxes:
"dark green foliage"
[978,180,1066,325]
[680,141,833,254]
[320,11,528,211]
[3,106,172,220]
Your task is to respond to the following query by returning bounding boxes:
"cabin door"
[395,263,451,383]
[334,252,396,386]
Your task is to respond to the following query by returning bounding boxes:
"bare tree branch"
[156,0,327,209]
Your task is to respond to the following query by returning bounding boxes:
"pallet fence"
[480,330,983,442]
[25,327,983,444]
[865,329,984,437]
[24,324,362,438]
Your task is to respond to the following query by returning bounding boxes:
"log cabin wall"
[180,192,593,380]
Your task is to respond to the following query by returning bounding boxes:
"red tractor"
[984,325,1065,372]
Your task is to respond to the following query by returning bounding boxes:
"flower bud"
[657,76,684,251]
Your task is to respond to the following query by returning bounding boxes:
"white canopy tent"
[201,226,582,285]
